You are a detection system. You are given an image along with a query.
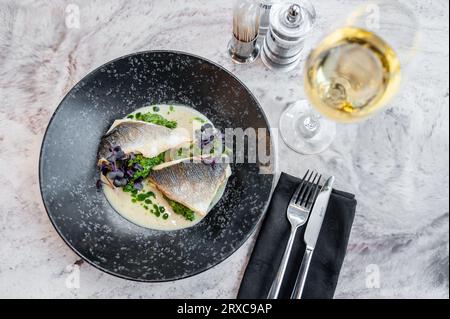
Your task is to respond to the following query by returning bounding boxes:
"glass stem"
[298,113,321,139]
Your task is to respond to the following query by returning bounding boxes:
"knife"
[290,176,335,299]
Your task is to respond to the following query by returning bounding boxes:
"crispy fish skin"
[149,160,230,216]
[98,120,190,160]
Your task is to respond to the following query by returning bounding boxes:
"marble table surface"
[0,0,448,299]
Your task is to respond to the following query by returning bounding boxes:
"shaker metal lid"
[269,0,316,41]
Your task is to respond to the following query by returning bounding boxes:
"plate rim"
[39,49,276,282]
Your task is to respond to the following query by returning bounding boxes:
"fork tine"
[301,172,320,207]
[289,170,310,206]
[305,174,322,210]
[296,170,315,206]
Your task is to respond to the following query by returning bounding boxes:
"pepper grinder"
[261,0,316,72]
[258,0,278,39]
[228,0,261,64]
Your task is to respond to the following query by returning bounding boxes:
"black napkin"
[237,173,357,299]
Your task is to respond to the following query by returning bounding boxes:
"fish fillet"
[149,159,231,216]
[98,119,191,160]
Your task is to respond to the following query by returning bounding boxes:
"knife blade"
[304,176,335,250]
[291,176,335,299]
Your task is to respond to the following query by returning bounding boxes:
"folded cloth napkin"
[237,172,357,299]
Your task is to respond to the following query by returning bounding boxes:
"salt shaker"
[261,0,316,72]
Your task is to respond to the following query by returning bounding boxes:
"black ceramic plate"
[40,51,274,282]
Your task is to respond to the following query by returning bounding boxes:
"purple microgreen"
[106,171,116,180]
[133,177,144,190]
[115,151,126,161]
[134,181,144,191]
[113,177,128,188]
[101,164,110,176]
[118,169,125,176]
[107,154,117,163]
[201,123,213,132]
[201,156,217,169]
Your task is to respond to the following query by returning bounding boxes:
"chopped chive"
[163,213,169,220]
[123,184,133,193]
[193,117,206,124]
[165,196,196,221]
[153,106,160,112]
[134,112,177,128]
[137,194,147,201]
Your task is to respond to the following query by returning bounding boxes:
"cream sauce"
[102,104,229,231]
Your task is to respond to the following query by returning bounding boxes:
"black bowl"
[40,51,274,282]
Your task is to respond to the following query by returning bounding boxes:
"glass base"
[279,100,336,155]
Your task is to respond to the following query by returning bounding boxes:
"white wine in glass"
[279,0,419,155]
[304,27,401,123]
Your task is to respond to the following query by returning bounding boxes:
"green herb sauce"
[134,112,177,129]
[165,197,196,221]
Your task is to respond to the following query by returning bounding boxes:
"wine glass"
[279,0,420,155]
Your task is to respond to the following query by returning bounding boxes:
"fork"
[267,170,321,299]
